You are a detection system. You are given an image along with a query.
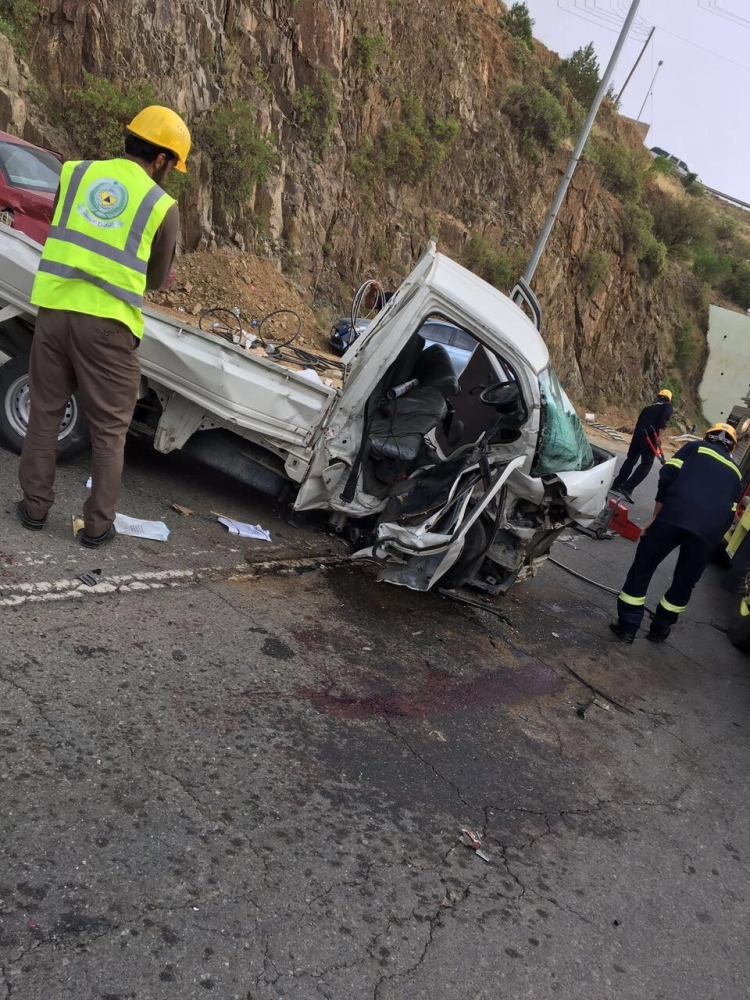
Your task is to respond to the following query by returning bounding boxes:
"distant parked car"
[649,146,691,179]
[0,132,62,245]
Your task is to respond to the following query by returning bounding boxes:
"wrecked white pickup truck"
[0,227,615,596]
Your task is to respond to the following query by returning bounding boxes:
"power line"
[555,1,750,75]
[698,0,750,30]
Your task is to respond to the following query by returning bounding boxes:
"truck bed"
[0,224,337,452]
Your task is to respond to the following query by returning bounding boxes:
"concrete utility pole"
[519,0,642,290]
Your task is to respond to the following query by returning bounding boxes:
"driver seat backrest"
[411,344,459,398]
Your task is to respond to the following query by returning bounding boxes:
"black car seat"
[363,343,459,495]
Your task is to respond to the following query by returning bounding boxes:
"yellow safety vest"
[31,158,175,337]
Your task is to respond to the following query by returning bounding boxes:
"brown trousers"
[19,307,141,538]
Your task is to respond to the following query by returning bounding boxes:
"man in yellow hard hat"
[611,388,674,503]
[611,422,741,644]
[16,106,191,548]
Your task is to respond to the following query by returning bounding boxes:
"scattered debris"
[215,515,272,541]
[564,663,634,716]
[171,503,195,516]
[72,515,85,538]
[576,694,612,719]
[460,827,491,863]
[85,476,92,489]
[77,569,102,587]
[590,422,626,442]
[114,513,170,542]
[552,631,560,638]
[584,412,596,423]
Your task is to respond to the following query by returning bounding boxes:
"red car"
[0,131,62,245]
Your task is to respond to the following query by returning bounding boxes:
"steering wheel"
[478,380,519,408]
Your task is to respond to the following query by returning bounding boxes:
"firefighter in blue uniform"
[611,422,741,644]
[611,389,674,503]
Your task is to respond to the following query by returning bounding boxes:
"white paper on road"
[114,513,170,542]
[217,516,272,541]
[86,476,92,488]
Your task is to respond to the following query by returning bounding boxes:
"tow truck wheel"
[728,573,750,654]
[0,353,90,458]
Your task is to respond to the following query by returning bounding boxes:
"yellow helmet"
[127,106,191,173]
[657,388,673,402]
[705,422,738,447]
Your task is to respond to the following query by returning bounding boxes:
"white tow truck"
[0,225,616,597]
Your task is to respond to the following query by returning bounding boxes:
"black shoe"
[80,525,117,549]
[646,623,671,643]
[16,500,46,531]
[617,489,635,504]
[609,620,635,644]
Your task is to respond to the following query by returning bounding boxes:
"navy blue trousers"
[612,433,655,494]
[617,521,712,635]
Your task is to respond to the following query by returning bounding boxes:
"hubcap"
[5,374,78,442]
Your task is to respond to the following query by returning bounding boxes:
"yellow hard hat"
[705,422,738,445]
[127,106,191,173]
[657,388,673,402]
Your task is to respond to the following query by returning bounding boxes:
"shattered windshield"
[533,367,594,475]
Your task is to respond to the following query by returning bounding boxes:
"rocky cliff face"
[0,0,708,416]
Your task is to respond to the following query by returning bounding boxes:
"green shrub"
[505,82,568,154]
[194,100,276,201]
[722,261,750,311]
[560,42,601,107]
[58,74,158,160]
[0,0,36,54]
[589,139,649,202]
[464,236,522,292]
[650,155,674,177]
[715,217,738,241]
[502,2,534,51]
[650,196,710,261]
[674,318,698,370]
[621,204,667,276]
[581,249,608,297]
[350,98,459,191]
[353,31,389,71]
[681,171,704,197]
[292,69,339,155]
[692,245,732,287]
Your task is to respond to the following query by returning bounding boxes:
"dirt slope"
[147,249,331,353]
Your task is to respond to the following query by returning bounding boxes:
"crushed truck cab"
[0,227,615,598]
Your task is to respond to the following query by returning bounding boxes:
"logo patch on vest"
[79,178,130,228]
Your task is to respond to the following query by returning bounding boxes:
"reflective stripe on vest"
[659,596,687,614]
[665,457,683,469]
[31,159,174,336]
[697,446,741,479]
[618,591,646,606]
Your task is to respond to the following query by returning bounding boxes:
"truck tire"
[0,353,90,459]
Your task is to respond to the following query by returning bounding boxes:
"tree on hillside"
[502,2,534,51]
[561,42,601,107]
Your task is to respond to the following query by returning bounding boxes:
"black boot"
[646,621,671,643]
[609,620,636,644]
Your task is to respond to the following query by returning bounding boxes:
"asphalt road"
[1,442,748,1000]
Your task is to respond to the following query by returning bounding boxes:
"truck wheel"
[0,354,90,458]
[728,573,750,654]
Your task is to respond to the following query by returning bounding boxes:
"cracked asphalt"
[1,442,749,999]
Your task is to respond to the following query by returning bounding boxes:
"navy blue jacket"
[634,400,673,439]
[655,440,742,545]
